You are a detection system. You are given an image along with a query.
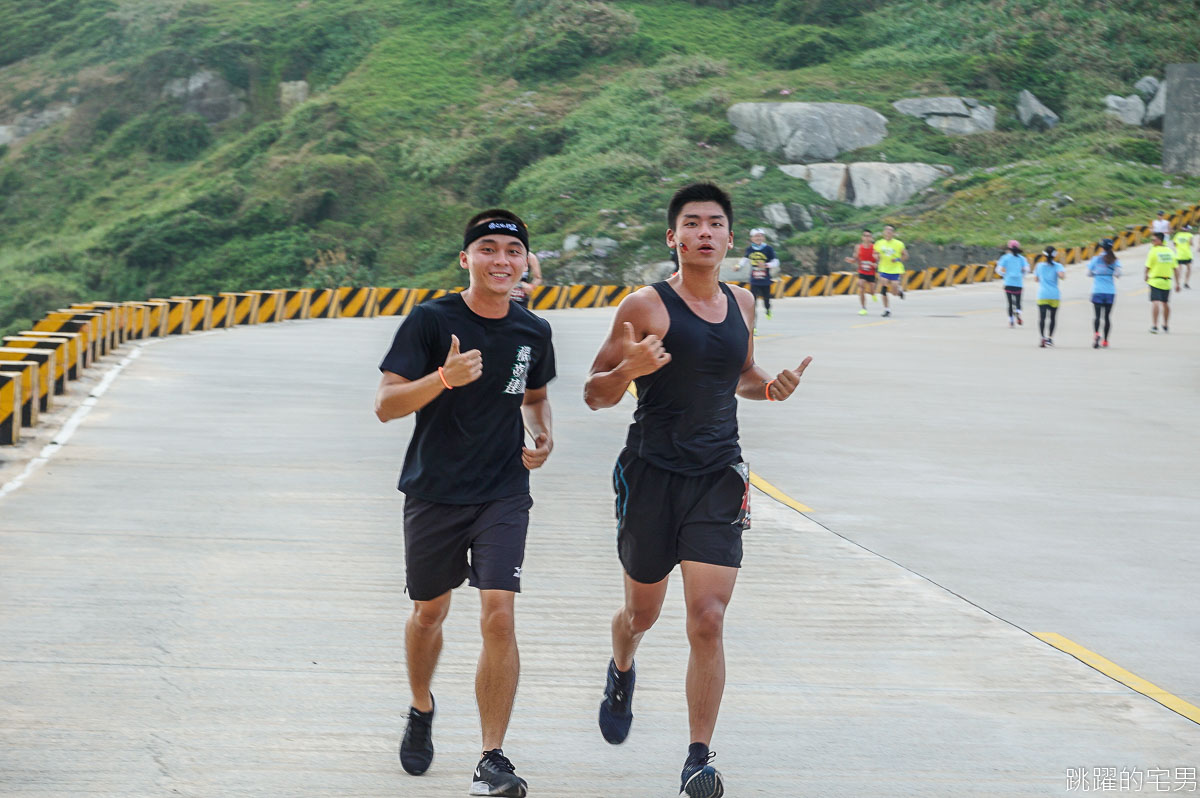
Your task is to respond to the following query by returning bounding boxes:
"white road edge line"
[0,332,218,502]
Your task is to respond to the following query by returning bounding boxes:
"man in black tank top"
[584,183,812,798]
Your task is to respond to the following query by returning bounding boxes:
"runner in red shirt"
[845,229,879,316]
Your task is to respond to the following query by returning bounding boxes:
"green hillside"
[1,0,1198,334]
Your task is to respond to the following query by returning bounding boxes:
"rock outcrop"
[279,81,310,112]
[727,102,888,163]
[0,103,76,147]
[1104,94,1145,126]
[161,70,247,123]
[1016,90,1060,130]
[893,97,995,135]
[1144,83,1166,129]
[778,162,952,208]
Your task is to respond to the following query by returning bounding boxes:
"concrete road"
[1,248,1197,797]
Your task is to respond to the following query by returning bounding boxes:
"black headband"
[462,220,529,252]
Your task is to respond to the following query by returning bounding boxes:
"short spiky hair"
[667,182,733,230]
[465,208,527,235]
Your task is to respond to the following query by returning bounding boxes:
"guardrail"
[4,202,1198,445]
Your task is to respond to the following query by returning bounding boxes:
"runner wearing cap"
[1151,211,1172,239]
[1087,239,1121,348]
[1145,232,1179,333]
[1173,224,1193,289]
[1034,246,1066,347]
[873,225,906,317]
[375,208,556,797]
[737,228,778,321]
[845,229,879,315]
[995,240,1029,327]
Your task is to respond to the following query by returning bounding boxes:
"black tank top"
[624,281,747,475]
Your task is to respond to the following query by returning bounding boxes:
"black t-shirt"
[379,294,556,504]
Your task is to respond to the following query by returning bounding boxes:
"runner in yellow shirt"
[872,224,907,318]
[1173,223,1193,289]
[1145,232,1179,333]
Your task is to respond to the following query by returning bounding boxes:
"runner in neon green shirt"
[1145,232,1179,333]
[872,224,907,318]
[1173,224,1193,289]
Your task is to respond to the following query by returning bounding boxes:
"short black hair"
[862,228,873,234]
[1153,231,1165,242]
[667,182,733,230]
[465,208,527,235]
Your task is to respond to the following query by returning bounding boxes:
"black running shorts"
[858,273,876,283]
[1150,286,1171,302]
[402,492,532,601]
[750,284,771,299]
[612,449,749,584]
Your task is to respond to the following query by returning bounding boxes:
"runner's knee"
[686,602,727,643]
[480,604,516,640]
[411,598,450,631]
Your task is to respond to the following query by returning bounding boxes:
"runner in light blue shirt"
[1034,246,1066,347]
[995,240,1029,327]
[1087,238,1121,348]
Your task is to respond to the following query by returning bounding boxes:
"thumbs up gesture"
[620,322,671,379]
[441,334,483,388]
[766,356,812,401]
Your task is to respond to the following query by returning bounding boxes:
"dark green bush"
[493,0,641,79]
[773,0,883,24]
[147,114,213,161]
[761,25,848,70]
[1105,137,1160,164]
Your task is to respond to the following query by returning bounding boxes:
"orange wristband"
[438,367,453,390]
[765,379,777,401]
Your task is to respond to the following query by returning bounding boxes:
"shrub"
[147,114,213,161]
[773,0,883,24]
[1104,137,1160,165]
[492,0,641,79]
[761,25,848,70]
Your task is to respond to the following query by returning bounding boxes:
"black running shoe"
[470,749,527,797]
[680,750,724,798]
[399,696,435,775]
[598,658,635,744]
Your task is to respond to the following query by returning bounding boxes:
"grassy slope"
[1,0,1198,334]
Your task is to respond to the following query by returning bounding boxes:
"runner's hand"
[768,356,813,401]
[442,334,482,387]
[620,322,671,378]
[522,432,552,470]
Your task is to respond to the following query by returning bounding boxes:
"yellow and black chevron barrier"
[925,267,948,288]
[565,284,604,308]
[20,330,86,374]
[67,304,114,351]
[2,337,69,394]
[337,286,378,318]
[62,309,107,357]
[396,288,451,316]
[209,295,233,329]
[221,293,259,326]
[149,298,193,336]
[309,288,339,319]
[902,270,926,291]
[174,296,213,332]
[828,272,855,296]
[0,348,54,413]
[947,264,969,286]
[282,289,312,321]
[122,302,150,340]
[249,290,284,323]
[530,285,567,311]
[0,360,39,427]
[777,276,804,297]
[33,314,95,365]
[0,372,19,444]
[375,288,408,317]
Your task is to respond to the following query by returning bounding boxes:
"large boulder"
[279,80,310,112]
[1104,94,1145,126]
[761,203,792,229]
[1016,90,1060,130]
[777,163,848,203]
[1144,83,1166,129]
[727,102,888,163]
[1135,76,1161,100]
[892,96,995,135]
[0,103,76,146]
[778,162,952,208]
[162,70,247,123]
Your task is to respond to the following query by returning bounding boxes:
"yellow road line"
[1035,632,1200,725]
[623,384,814,512]
[749,472,813,512]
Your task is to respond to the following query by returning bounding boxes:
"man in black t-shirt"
[375,209,555,798]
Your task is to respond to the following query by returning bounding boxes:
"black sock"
[688,742,709,762]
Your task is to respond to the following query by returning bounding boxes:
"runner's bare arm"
[528,252,543,288]
[584,290,670,410]
[521,386,553,469]
[374,334,482,421]
[730,286,812,401]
